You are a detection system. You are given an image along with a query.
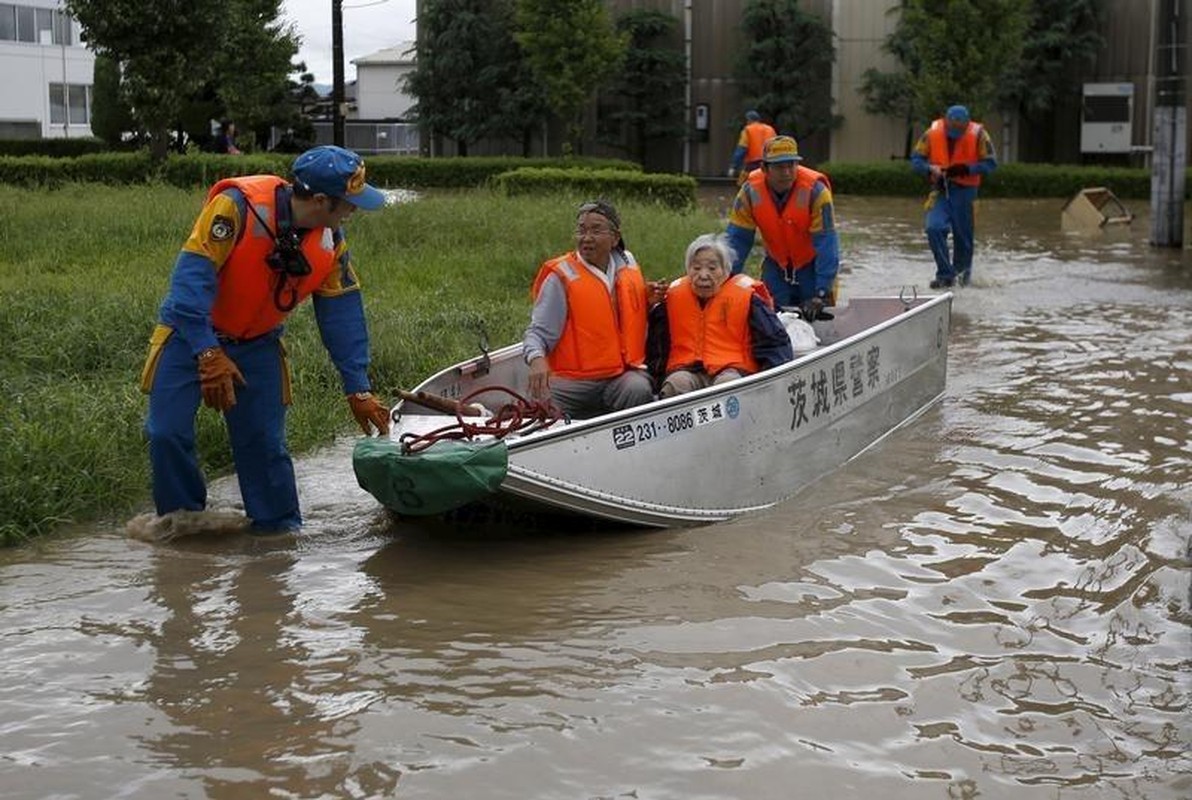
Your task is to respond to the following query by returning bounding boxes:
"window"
[50,83,90,126]
[68,84,88,124]
[49,83,65,125]
[0,5,15,41]
[35,6,51,43]
[0,4,73,44]
[54,9,70,45]
[15,3,32,41]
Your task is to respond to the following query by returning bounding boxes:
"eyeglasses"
[574,226,614,237]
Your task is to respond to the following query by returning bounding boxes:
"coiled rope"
[399,386,564,454]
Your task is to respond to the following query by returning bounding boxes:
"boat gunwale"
[497,292,952,450]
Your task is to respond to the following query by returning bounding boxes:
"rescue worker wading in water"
[140,145,390,533]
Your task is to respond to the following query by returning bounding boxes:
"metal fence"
[320,121,420,155]
[268,122,420,155]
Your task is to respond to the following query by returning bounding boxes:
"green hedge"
[366,155,641,189]
[0,151,644,190]
[0,151,158,187]
[819,160,1157,199]
[0,138,109,157]
[0,151,1172,200]
[493,166,697,210]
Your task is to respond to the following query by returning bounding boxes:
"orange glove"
[197,347,246,411]
[348,391,391,436]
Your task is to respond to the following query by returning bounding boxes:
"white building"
[0,0,94,139]
[351,41,416,121]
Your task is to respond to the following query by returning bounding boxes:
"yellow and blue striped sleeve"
[809,182,834,235]
[314,229,362,297]
[180,193,241,269]
[726,183,759,231]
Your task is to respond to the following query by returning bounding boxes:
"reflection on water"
[1,198,1190,799]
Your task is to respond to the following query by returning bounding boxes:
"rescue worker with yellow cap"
[724,135,840,321]
[139,145,390,533]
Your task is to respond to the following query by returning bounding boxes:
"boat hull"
[378,295,951,528]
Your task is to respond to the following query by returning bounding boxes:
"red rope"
[399,386,564,454]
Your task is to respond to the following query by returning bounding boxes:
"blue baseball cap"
[292,145,386,210]
[946,105,970,124]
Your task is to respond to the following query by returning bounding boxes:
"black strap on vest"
[244,185,311,313]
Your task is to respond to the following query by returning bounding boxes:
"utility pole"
[1151,0,1186,247]
[332,0,345,147]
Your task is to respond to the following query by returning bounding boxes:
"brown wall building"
[420,0,1191,175]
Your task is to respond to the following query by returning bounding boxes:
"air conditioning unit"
[1080,83,1133,154]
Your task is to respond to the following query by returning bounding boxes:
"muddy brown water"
[2,196,1189,799]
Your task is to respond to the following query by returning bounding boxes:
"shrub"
[493,167,697,210]
[819,161,1158,199]
[0,138,108,157]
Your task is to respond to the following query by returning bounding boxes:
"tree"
[859,0,1031,132]
[736,0,839,152]
[88,53,135,147]
[404,0,548,156]
[515,0,628,155]
[903,0,1031,121]
[599,9,687,167]
[996,0,1105,120]
[65,0,299,157]
[206,0,302,150]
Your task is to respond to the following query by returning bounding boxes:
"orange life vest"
[665,275,761,376]
[530,251,648,380]
[208,176,339,339]
[744,121,778,165]
[926,119,983,187]
[747,166,830,270]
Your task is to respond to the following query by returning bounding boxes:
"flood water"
[2,196,1190,799]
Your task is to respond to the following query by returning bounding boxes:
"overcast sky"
[281,0,418,85]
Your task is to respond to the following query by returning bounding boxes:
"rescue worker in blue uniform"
[139,145,390,533]
[724,135,840,322]
[727,110,777,183]
[910,104,998,288]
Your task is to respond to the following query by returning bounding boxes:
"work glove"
[945,163,970,178]
[800,295,825,322]
[348,391,391,436]
[197,347,246,412]
[726,167,736,178]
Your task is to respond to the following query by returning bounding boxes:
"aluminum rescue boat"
[353,293,951,528]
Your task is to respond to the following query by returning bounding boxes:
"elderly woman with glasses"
[522,199,660,419]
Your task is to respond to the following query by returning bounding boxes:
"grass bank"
[0,184,719,545]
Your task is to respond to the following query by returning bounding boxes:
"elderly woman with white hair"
[647,233,793,398]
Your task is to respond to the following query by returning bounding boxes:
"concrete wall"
[831,0,907,162]
[354,63,416,121]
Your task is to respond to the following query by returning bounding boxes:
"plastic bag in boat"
[778,311,820,355]
[352,438,508,516]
